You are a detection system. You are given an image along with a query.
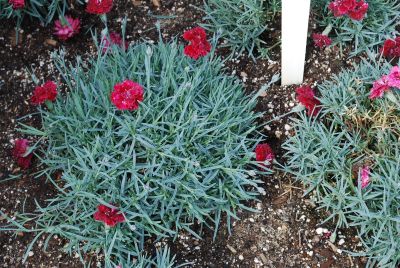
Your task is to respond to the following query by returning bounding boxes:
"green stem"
[322,23,333,36]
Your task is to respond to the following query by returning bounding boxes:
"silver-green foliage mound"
[6,39,267,266]
[284,56,400,267]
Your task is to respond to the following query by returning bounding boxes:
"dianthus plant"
[0,0,81,26]
[2,37,269,266]
[284,54,400,267]
[313,0,400,56]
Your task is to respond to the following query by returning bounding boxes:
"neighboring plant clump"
[202,0,279,57]
[0,0,82,26]
[2,32,271,266]
[312,0,400,55]
[284,56,400,267]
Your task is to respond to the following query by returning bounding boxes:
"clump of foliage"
[0,0,81,26]
[202,0,279,57]
[312,0,400,56]
[2,37,268,266]
[284,55,400,267]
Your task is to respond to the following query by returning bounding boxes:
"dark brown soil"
[1,1,366,267]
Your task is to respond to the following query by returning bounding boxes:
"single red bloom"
[93,204,125,227]
[381,37,400,58]
[296,86,321,116]
[255,143,275,167]
[31,81,58,105]
[8,0,24,9]
[54,16,80,41]
[12,139,33,169]
[183,27,211,60]
[86,0,113,14]
[110,80,144,111]
[101,32,129,53]
[312,33,332,48]
[347,0,368,20]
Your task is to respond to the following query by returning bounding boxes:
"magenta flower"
[388,66,400,89]
[369,76,390,99]
[359,166,370,189]
[54,16,80,41]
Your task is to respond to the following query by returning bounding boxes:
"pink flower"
[101,32,128,53]
[8,0,24,9]
[94,204,125,227]
[369,76,390,99]
[54,16,80,41]
[359,166,370,189]
[31,81,58,105]
[12,139,33,169]
[387,66,400,89]
[86,0,113,14]
[312,33,332,48]
[255,143,275,168]
[296,86,321,116]
[183,27,211,60]
[110,80,144,111]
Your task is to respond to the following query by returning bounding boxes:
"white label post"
[281,0,311,85]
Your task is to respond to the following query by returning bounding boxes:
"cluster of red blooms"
[369,66,400,99]
[101,32,129,53]
[312,33,332,48]
[183,27,211,60]
[381,37,400,58]
[13,139,33,169]
[93,204,125,227]
[296,86,321,116]
[328,0,368,21]
[110,80,144,111]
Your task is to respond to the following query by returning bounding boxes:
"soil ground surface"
[1,0,367,267]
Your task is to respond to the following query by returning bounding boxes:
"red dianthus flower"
[312,33,332,48]
[110,80,144,111]
[328,0,368,20]
[381,37,400,58]
[8,0,24,9]
[255,143,275,168]
[93,204,125,227]
[296,86,321,116]
[183,27,211,60]
[31,81,58,105]
[12,139,33,169]
[86,0,113,14]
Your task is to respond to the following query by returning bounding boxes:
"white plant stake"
[281,0,311,85]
